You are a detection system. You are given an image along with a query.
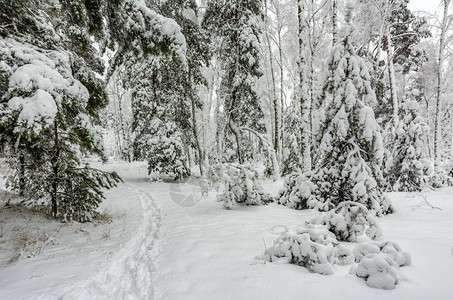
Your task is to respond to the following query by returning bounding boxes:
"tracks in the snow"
[39,183,163,300]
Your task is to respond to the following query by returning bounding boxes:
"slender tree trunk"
[229,5,244,164]
[264,0,279,160]
[18,151,25,197]
[435,0,451,166]
[278,19,284,162]
[450,109,453,161]
[332,0,337,45]
[188,66,205,176]
[298,0,311,172]
[386,31,398,129]
[51,120,60,217]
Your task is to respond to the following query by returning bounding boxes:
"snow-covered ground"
[1,161,453,299]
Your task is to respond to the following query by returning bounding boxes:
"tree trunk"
[298,0,311,172]
[332,0,337,45]
[188,65,205,176]
[386,31,398,129]
[264,0,279,162]
[18,151,25,197]
[434,0,451,166]
[51,119,60,217]
[230,5,244,164]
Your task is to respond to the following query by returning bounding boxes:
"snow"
[1,162,453,299]
[8,90,57,131]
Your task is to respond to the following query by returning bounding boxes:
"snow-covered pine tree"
[279,4,392,216]
[0,0,186,220]
[385,100,431,192]
[281,101,302,176]
[0,39,121,221]
[146,120,190,180]
[127,0,210,180]
[203,0,265,164]
[129,57,192,180]
[158,0,211,176]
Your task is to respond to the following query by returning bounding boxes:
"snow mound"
[264,224,354,275]
[353,240,411,266]
[215,163,273,209]
[352,241,411,289]
[310,201,383,242]
[354,253,400,289]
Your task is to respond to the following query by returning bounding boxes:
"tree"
[203,0,265,164]
[0,39,121,221]
[385,100,431,191]
[129,57,192,180]
[279,4,392,216]
[0,0,187,219]
[281,101,301,176]
[434,0,452,167]
[297,0,312,172]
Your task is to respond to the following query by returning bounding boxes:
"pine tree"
[0,0,186,220]
[146,120,189,180]
[203,0,265,164]
[281,101,302,176]
[279,4,392,216]
[159,0,211,175]
[0,39,121,221]
[385,100,430,191]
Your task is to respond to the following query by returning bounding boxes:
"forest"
[1,0,453,299]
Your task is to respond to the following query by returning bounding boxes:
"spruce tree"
[281,101,302,176]
[385,100,430,191]
[279,4,392,216]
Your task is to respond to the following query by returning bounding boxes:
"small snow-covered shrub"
[352,240,411,266]
[352,241,411,290]
[277,172,314,210]
[310,201,383,242]
[429,166,453,188]
[216,163,273,209]
[354,253,400,289]
[336,244,355,265]
[264,224,354,275]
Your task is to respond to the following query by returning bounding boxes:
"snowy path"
[43,183,163,300]
[0,161,165,300]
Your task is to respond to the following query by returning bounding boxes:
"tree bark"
[386,30,399,129]
[298,0,311,172]
[51,119,60,217]
[434,0,451,166]
[264,0,279,161]
[18,151,25,197]
[332,0,337,45]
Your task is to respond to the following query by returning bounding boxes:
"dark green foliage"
[0,0,186,220]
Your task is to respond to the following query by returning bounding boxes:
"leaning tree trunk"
[434,0,451,166]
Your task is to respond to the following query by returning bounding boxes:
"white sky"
[408,0,441,14]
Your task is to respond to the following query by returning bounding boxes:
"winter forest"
[1,0,453,299]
